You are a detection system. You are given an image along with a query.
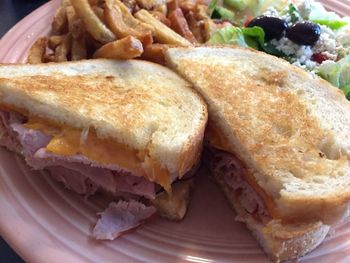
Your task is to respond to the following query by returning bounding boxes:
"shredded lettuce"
[318,56,350,100]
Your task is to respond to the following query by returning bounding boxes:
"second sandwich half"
[0,59,208,239]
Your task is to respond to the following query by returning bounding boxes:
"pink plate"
[1,0,350,262]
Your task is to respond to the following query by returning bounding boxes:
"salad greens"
[224,0,248,11]
[311,20,348,30]
[286,3,300,23]
[207,26,248,46]
[318,55,350,98]
[207,25,265,50]
[207,25,287,57]
[209,0,235,20]
[207,0,350,100]
[306,2,348,29]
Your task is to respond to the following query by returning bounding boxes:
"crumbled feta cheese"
[259,0,350,72]
[297,0,312,19]
[263,7,279,17]
[271,37,299,56]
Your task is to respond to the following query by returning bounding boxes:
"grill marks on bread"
[165,47,350,224]
[0,59,208,187]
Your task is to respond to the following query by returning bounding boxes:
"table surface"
[0,1,49,261]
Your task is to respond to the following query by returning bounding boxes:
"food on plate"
[0,59,208,238]
[28,0,209,63]
[165,46,350,261]
[71,0,116,43]
[134,9,193,45]
[93,35,144,59]
[27,37,48,64]
[103,0,153,45]
[29,0,350,100]
[206,0,350,99]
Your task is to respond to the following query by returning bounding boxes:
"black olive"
[286,21,321,46]
[246,16,288,41]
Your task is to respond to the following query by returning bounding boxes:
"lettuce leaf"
[223,0,248,11]
[242,26,265,48]
[308,1,348,30]
[209,0,235,20]
[311,19,348,30]
[207,26,248,46]
[318,55,350,100]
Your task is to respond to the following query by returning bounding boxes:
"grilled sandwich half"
[0,59,208,239]
[165,46,350,262]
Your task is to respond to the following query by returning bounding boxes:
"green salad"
[206,0,350,99]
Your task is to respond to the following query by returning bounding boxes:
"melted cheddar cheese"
[206,122,279,219]
[24,117,171,191]
[205,123,230,152]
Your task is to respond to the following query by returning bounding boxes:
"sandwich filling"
[0,108,194,239]
[0,104,174,191]
[206,123,276,222]
[0,109,156,198]
[207,146,271,224]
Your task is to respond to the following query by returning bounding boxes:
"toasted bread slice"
[214,163,330,262]
[0,59,208,188]
[165,46,350,224]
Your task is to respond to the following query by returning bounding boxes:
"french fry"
[121,0,138,13]
[48,35,64,50]
[167,0,179,14]
[150,11,171,27]
[104,0,153,45]
[66,6,85,39]
[135,0,166,10]
[92,6,105,23]
[185,11,205,43]
[153,4,167,15]
[27,37,48,64]
[196,4,210,20]
[179,0,197,13]
[111,0,153,32]
[168,8,197,43]
[141,43,173,64]
[71,38,87,60]
[88,0,98,5]
[70,0,115,43]
[93,36,143,59]
[135,9,192,46]
[62,0,72,6]
[52,6,68,34]
[54,34,72,62]
[43,53,56,63]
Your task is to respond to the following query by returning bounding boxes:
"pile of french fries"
[27,0,214,64]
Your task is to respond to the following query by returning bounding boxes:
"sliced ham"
[48,166,99,195]
[0,109,156,199]
[0,111,25,153]
[27,149,156,199]
[209,148,270,223]
[93,200,156,240]
[10,123,51,154]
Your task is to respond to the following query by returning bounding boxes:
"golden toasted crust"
[214,169,330,262]
[0,59,208,180]
[165,46,350,224]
